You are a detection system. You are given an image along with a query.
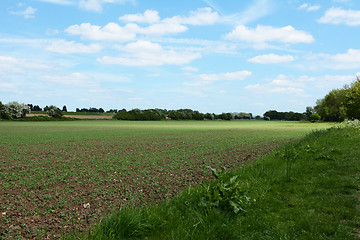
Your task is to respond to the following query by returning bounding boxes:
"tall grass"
[70,125,360,240]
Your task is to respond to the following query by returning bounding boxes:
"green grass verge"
[70,126,359,240]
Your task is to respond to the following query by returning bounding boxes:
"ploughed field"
[0,120,331,239]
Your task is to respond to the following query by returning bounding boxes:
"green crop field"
[0,120,333,239]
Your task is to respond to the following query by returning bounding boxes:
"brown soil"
[0,132,283,239]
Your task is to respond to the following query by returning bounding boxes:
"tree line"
[313,76,360,122]
[112,109,260,121]
[1,101,309,121]
[0,102,64,119]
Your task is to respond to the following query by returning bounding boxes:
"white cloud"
[245,73,357,97]
[98,40,201,66]
[247,54,295,64]
[45,39,103,54]
[39,72,130,88]
[157,37,237,55]
[245,75,305,96]
[65,21,188,41]
[139,22,188,35]
[10,6,37,18]
[298,3,320,11]
[184,70,252,86]
[40,72,98,87]
[307,5,321,11]
[318,7,360,26]
[65,8,222,42]
[225,25,314,47]
[298,3,308,9]
[120,7,219,25]
[220,0,273,25]
[119,10,160,24]
[65,22,137,41]
[168,7,219,26]
[331,49,360,65]
[0,56,51,74]
[308,49,360,69]
[79,0,102,12]
[119,7,220,26]
[0,83,16,91]
[246,84,305,95]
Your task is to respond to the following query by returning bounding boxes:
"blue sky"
[0,0,359,115]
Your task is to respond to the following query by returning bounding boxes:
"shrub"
[4,101,30,119]
[46,105,63,118]
[309,114,321,122]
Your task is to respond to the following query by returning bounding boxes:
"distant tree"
[219,113,233,120]
[204,113,214,120]
[4,101,30,119]
[263,110,304,121]
[107,109,118,113]
[305,106,315,121]
[235,112,252,119]
[33,105,42,111]
[47,105,63,118]
[0,101,9,119]
[263,110,279,120]
[62,105,68,112]
[99,108,105,113]
[315,88,347,122]
[192,110,204,120]
[344,76,360,119]
[76,108,80,112]
[113,108,165,121]
[310,114,321,122]
[255,115,261,120]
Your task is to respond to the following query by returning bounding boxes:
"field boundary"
[26,114,113,119]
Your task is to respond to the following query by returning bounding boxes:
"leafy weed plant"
[200,166,255,214]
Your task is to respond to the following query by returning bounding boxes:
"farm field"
[0,120,332,239]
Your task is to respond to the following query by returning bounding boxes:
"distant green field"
[0,120,333,239]
[0,120,333,146]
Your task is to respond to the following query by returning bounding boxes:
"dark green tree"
[0,101,8,119]
[315,88,347,122]
[305,106,315,120]
[344,76,360,119]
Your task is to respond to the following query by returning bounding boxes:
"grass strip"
[68,126,360,240]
